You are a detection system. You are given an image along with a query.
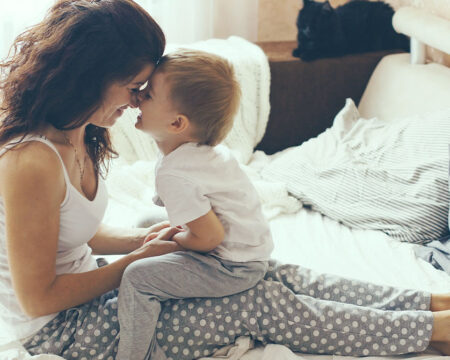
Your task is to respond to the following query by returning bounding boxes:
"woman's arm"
[88,221,171,255]
[1,144,181,318]
[171,209,225,252]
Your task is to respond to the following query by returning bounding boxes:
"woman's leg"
[22,290,120,360]
[157,279,435,359]
[430,293,450,312]
[22,260,449,360]
[430,310,450,355]
[431,342,450,356]
[22,282,447,360]
[265,260,431,311]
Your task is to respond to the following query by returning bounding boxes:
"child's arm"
[172,210,225,252]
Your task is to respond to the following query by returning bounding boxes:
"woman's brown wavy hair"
[0,0,165,176]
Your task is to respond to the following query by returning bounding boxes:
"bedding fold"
[262,100,450,244]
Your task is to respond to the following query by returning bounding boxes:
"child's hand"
[144,226,184,244]
[146,220,171,234]
[132,232,185,260]
[143,233,158,244]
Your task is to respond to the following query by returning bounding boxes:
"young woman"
[0,1,449,359]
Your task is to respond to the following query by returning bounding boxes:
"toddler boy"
[117,49,273,360]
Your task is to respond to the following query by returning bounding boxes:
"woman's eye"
[130,88,140,94]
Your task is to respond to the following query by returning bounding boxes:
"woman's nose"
[138,90,146,102]
[130,93,140,108]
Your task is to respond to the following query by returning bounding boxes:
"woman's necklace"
[62,131,88,195]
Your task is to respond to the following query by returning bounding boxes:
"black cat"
[293,0,410,61]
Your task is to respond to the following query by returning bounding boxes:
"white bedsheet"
[270,210,450,293]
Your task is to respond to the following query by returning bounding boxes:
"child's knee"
[123,258,157,283]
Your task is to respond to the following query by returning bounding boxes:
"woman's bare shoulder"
[0,141,65,198]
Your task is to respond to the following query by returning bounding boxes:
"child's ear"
[169,114,190,134]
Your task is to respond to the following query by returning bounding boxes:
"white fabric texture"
[154,143,273,262]
[262,99,450,244]
[103,151,301,228]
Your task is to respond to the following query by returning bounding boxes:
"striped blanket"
[262,99,450,244]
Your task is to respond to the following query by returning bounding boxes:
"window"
[1,0,54,60]
[1,0,258,60]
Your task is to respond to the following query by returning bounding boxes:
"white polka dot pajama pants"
[22,260,433,360]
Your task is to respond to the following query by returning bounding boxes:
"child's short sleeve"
[155,174,211,226]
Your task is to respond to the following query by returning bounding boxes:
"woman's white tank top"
[0,135,108,340]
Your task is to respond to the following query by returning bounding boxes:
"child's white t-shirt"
[153,142,273,262]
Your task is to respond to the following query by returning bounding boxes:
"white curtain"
[136,0,259,44]
[0,0,55,60]
[0,0,259,60]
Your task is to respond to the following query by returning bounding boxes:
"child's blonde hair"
[156,49,241,146]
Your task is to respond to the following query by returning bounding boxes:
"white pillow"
[262,99,450,244]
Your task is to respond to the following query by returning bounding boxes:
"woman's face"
[88,63,154,128]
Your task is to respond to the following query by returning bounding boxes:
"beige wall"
[257,0,300,42]
[257,0,362,42]
[257,0,450,65]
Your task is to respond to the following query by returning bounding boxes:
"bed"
[1,6,450,360]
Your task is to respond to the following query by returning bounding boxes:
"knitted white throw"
[105,36,301,227]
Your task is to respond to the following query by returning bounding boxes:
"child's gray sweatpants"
[116,251,268,360]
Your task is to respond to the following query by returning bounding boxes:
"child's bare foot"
[430,342,450,356]
[430,293,450,312]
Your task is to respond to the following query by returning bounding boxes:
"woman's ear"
[169,114,190,134]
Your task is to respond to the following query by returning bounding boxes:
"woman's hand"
[131,226,185,260]
[89,221,172,255]
[142,221,172,241]
[144,224,185,244]
[134,220,173,245]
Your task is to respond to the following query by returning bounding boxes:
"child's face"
[136,71,178,140]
